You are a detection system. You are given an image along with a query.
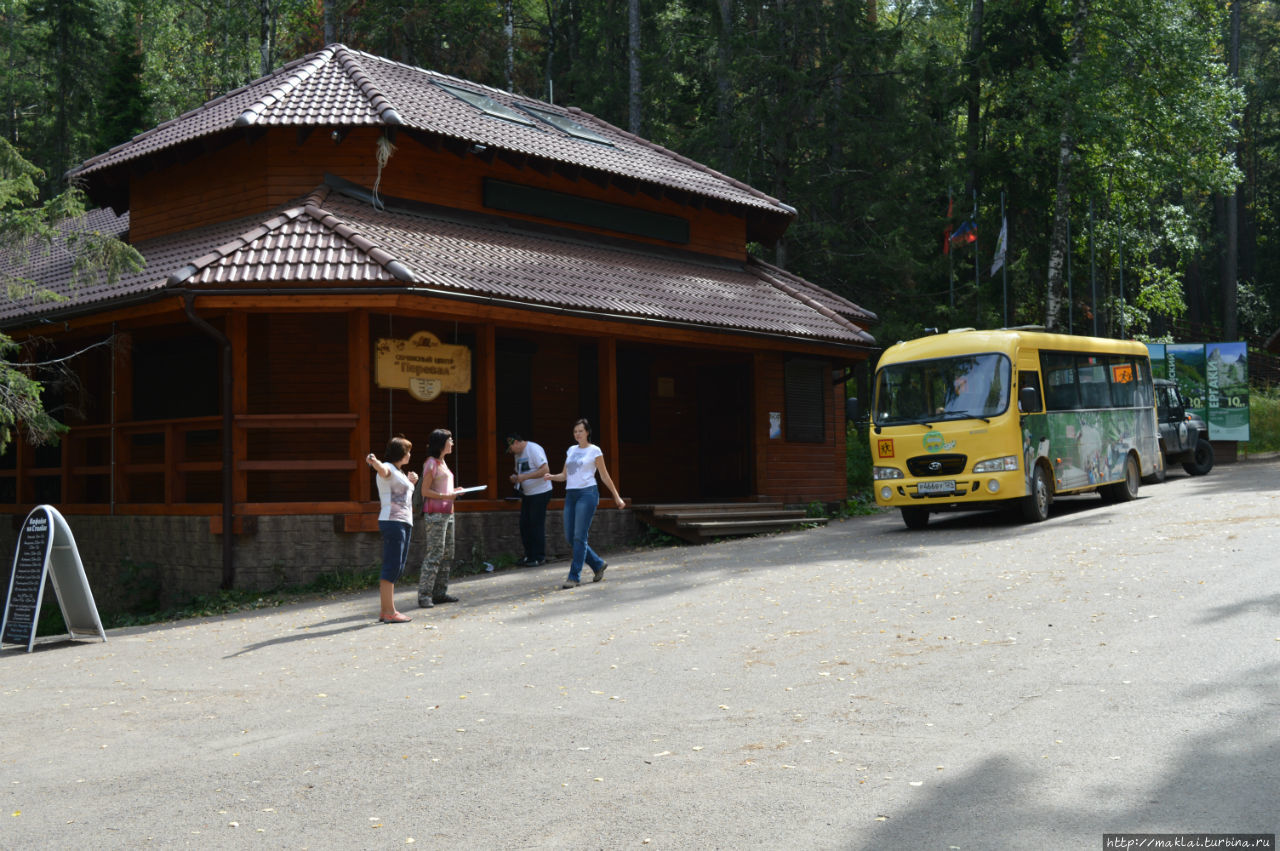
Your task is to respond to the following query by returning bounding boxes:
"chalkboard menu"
[2,507,53,650]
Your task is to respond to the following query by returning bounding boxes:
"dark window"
[1108,357,1137,407]
[435,82,536,128]
[784,359,827,443]
[496,337,536,441]
[1040,350,1153,412]
[484,179,690,244]
[132,334,220,421]
[617,349,651,443]
[517,105,614,146]
[1041,352,1080,411]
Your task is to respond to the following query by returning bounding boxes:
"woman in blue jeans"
[365,435,418,623]
[545,418,625,588]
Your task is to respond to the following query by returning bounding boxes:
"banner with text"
[1146,342,1250,441]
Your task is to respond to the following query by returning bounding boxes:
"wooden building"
[0,45,876,603]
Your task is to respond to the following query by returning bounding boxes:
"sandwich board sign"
[2,505,106,652]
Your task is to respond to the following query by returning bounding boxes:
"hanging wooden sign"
[375,331,472,401]
[2,505,106,652]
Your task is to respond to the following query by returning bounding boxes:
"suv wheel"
[1182,438,1214,476]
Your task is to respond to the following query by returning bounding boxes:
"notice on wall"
[2,505,106,652]
[375,331,472,401]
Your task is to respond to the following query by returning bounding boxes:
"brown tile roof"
[71,45,794,222]
[1,182,875,346]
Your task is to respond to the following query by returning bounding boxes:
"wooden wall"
[753,351,848,504]
[128,128,749,259]
[0,304,855,515]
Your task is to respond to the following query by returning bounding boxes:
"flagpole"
[1067,216,1073,334]
[1089,198,1098,336]
[1118,230,1125,338]
[948,187,954,309]
[1000,191,1007,327]
[972,188,979,326]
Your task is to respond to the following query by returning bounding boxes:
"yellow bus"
[870,328,1161,529]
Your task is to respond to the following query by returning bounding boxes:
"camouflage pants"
[418,512,455,604]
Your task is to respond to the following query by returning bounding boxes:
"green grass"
[1243,384,1280,454]
[846,422,877,511]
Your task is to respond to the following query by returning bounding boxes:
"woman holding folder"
[418,428,465,608]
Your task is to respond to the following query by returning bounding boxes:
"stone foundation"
[1,509,642,615]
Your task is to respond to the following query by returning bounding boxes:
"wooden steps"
[631,502,827,543]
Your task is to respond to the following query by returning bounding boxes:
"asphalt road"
[3,458,1279,850]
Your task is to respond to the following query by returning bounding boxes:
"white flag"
[990,216,1008,277]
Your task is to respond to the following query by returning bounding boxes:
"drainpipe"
[183,295,235,590]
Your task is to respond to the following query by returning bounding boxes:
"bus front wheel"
[900,507,930,530]
[1020,464,1052,523]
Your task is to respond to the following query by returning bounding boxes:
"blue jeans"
[378,520,413,582]
[563,486,604,582]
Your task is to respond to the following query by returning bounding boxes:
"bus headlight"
[880,485,893,500]
[873,466,904,480]
[973,455,1019,473]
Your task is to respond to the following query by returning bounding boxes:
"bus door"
[1015,352,1047,493]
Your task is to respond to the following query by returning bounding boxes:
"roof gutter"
[5,282,876,353]
[182,294,236,590]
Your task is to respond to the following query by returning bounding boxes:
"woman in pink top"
[418,428,465,608]
[365,435,418,624]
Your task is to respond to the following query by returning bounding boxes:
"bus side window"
[1018,372,1043,413]
[1040,353,1078,410]
[1109,357,1136,407]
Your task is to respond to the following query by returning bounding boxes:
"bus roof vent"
[947,327,976,334]
[1006,324,1047,331]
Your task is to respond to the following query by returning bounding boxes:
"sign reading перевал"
[375,331,472,401]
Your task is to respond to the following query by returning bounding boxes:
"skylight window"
[435,82,535,128]
[519,105,615,147]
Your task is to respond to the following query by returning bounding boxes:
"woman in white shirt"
[545,418,625,588]
[365,435,418,623]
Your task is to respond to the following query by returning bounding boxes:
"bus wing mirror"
[1019,385,1042,413]
[845,397,860,422]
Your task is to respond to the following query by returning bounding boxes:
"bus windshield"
[873,353,1011,425]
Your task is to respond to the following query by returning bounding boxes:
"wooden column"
[227,312,249,507]
[349,310,372,504]
[753,351,771,500]
[112,332,133,507]
[598,336,620,498]
[474,322,498,496]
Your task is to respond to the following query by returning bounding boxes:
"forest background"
[2,0,1278,353]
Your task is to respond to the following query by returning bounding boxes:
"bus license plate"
[917,480,956,496]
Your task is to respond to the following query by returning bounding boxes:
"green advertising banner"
[1145,342,1250,441]
[1206,342,1250,440]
